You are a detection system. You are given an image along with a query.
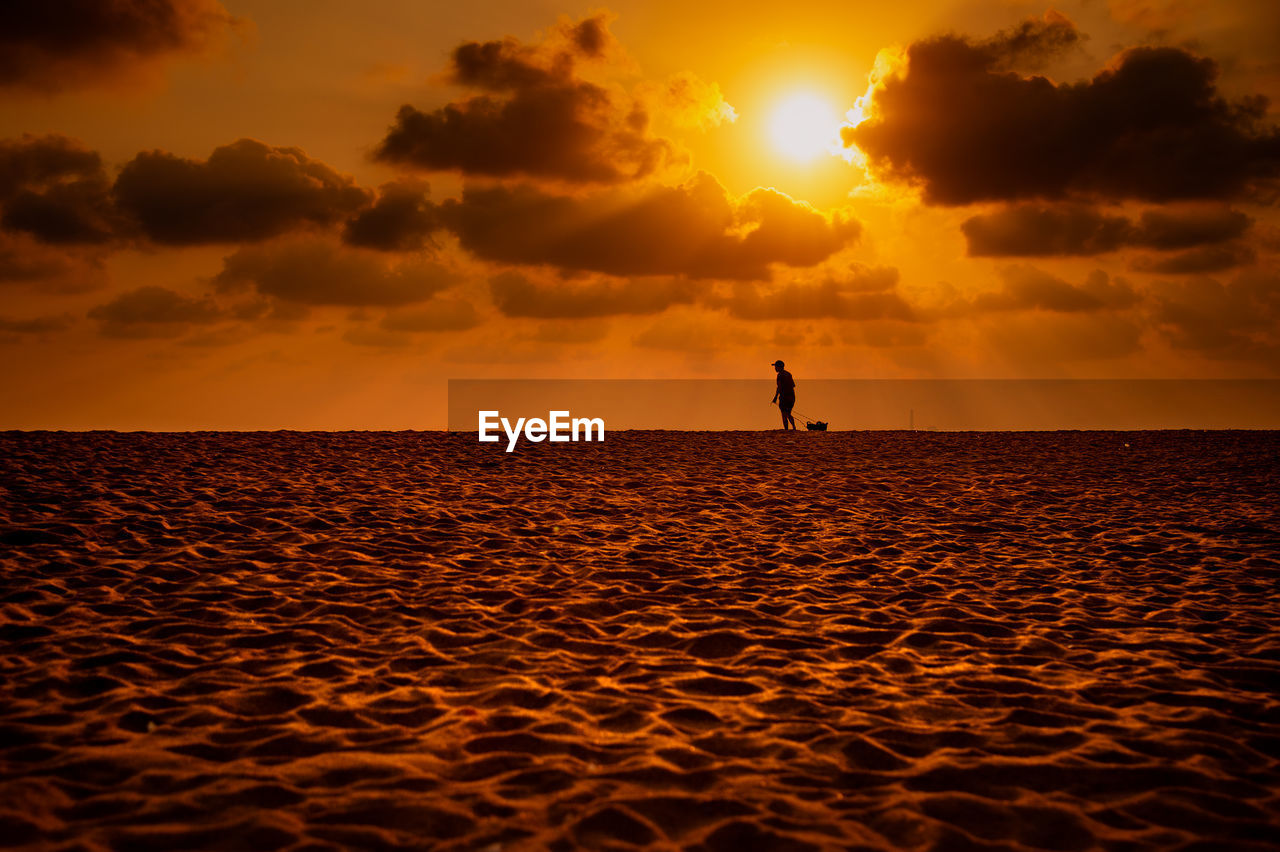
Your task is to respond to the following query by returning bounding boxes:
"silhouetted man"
[771,360,796,430]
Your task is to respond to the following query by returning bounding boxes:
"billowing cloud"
[489,271,695,318]
[712,265,911,320]
[343,179,437,251]
[0,0,238,93]
[88,285,222,338]
[114,139,371,245]
[439,173,858,280]
[213,239,454,307]
[967,267,1139,313]
[374,15,674,184]
[0,135,117,244]
[846,20,1280,204]
[962,205,1252,256]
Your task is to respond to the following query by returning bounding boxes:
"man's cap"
[771,360,785,367]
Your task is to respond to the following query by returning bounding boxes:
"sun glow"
[768,92,842,162]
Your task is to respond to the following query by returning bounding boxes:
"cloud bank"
[847,17,1280,204]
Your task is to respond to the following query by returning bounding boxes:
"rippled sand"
[2,431,1278,851]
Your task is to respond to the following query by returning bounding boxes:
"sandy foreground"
[1,430,1278,852]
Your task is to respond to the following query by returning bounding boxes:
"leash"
[772,400,822,426]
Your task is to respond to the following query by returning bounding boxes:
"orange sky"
[1,0,1278,429]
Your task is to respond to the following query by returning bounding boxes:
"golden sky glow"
[767,92,842,162]
[1,0,1279,428]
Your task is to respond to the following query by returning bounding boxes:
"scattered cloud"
[0,314,73,335]
[980,312,1144,362]
[847,19,1280,204]
[650,71,737,129]
[1152,270,1280,360]
[343,179,438,251]
[980,10,1084,72]
[1131,243,1257,274]
[489,271,696,318]
[439,173,858,280]
[966,267,1139,314]
[88,285,223,338]
[0,134,118,244]
[213,238,455,306]
[0,233,108,292]
[114,139,371,245]
[711,265,910,320]
[962,204,1252,256]
[0,0,240,93]
[374,14,674,184]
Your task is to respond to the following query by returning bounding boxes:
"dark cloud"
[379,299,479,332]
[374,15,673,184]
[213,239,454,307]
[712,265,910,320]
[4,180,118,244]
[343,180,438,251]
[0,244,66,284]
[0,134,101,195]
[1132,243,1257,274]
[968,267,1139,314]
[846,24,1280,204]
[962,204,1252,256]
[439,173,858,280]
[489,271,695,318]
[88,285,222,338]
[1132,208,1254,250]
[979,10,1083,72]
[0,314,72,335]
[565,16,609,58]
[0,135,117,244]
[963,205,1132,256]
[114,139,371,245]
[0,0,237,93]
[1152,271,1280,360]
[0,233,108,292]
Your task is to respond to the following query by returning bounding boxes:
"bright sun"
[768,92,841,163]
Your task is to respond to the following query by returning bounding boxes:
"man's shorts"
[778,394,795,412]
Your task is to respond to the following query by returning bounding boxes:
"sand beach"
[1,430,1278,851]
